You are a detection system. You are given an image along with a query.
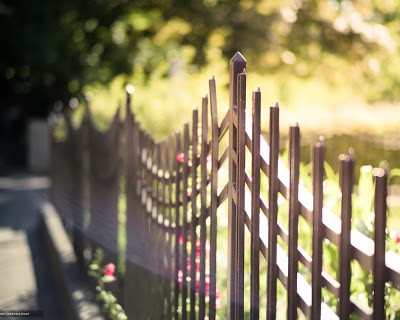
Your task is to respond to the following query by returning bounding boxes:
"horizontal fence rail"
[51,52,400,319]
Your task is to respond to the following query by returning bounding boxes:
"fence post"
[250,88,261,320]
[339,150,355,319]
[189,109,199,320]
[373,165,388,320]
[199,96,209,319]
[228,52,247,320]
[287,124,300,319]
[311,137,325,320]
[181,122,190,319]
[124,90,141,318]
[209,77,219,320]
[267,102,279,320]
[174,131,182,320]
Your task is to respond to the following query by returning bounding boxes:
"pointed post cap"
[230,51,246,63]
[229,52,247,110]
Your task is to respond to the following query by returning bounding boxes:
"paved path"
[0,172,64,320]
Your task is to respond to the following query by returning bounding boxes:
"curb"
[40,202,103,320]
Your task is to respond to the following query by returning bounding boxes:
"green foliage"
[88,248,127,320]
[3,0,400,118]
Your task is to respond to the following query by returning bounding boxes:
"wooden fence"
[51,52,400,319]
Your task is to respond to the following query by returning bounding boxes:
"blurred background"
[1,0,400,171]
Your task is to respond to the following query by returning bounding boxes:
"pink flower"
[178,235,184,244]
[104,263,115,276]
[104,263,116,282]
[395,232,400,244]
[176,153,185,163]
[196,241,201,258]
[178,270,183,285]
[176,153,193,166]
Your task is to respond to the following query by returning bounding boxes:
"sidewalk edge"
[40,202,104,320]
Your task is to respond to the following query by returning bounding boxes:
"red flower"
[176,152,193,166]
[104,263,116,282]
[176,153,185,163]
[105,263,115,276]
[178,270,183,285]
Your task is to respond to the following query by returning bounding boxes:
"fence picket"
[160,141,168,319]
[166,135,175,317]
[287,124,300,319]
[311,138,325,320]
[339,151,355,319]
[236,70,247,320]
[373,166,388,320]
[267,102,280,320]
[199,96,209,319]
[174,132,181,320]
[228,51,247,320]
[250,89,261,320]
[209,76,219,320]
[181,123,190,319]
[189,109,199,320]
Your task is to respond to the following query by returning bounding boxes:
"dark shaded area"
[0,110,26,169]
[0,0,133,118]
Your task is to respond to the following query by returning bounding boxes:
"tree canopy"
[1,0,399,117]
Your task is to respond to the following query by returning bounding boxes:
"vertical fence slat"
[287,124,300,319]
[189,109,199,320]
[311,137,325,320]
[199,96,209,319]
[149,138,156,277]
[174,132,181,320]
[160,141,168,319]
[182,123,190,320]
[150,138,159,317]
[236,70,247,320]
[250,88,261,320]
[228,51,247,320]
[267,102,280,320]
[339,150,355,319]
[124,90,145,319]
[209,77,219,320]
[166,136,175,318]
[373,166,388,320]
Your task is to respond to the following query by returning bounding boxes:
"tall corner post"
[227,52,246,320]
